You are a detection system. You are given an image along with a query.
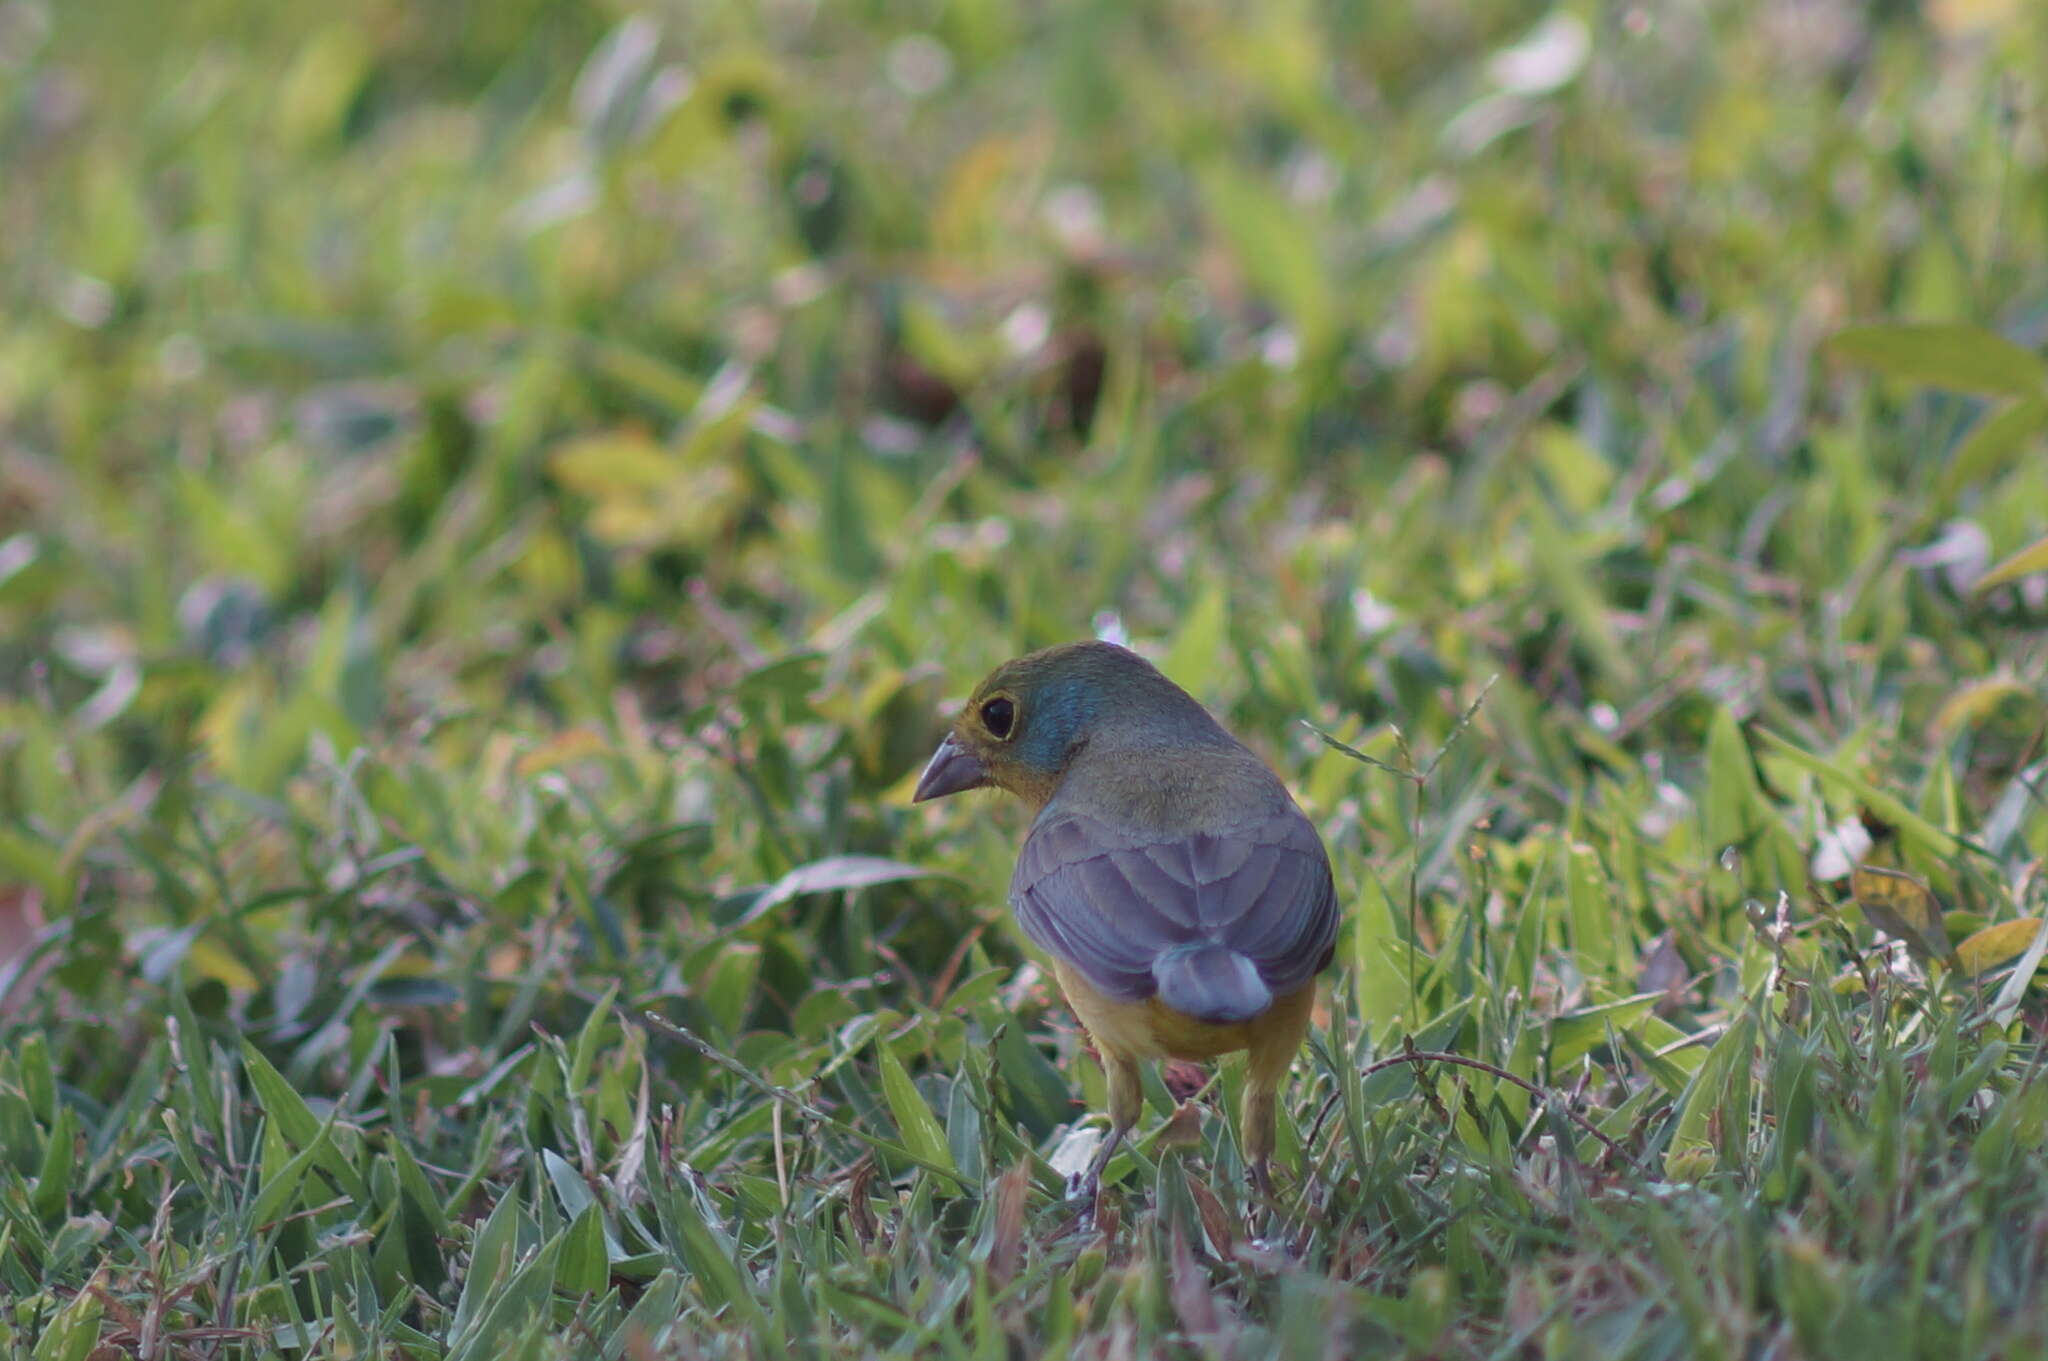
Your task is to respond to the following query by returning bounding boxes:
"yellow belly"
[1050,958,1314,1063]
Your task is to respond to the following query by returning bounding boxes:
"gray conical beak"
[911,734,989,802]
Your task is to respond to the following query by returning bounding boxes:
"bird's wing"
[1010,806,1338,1004]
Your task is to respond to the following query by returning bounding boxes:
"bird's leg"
[1069,1051,1143,1218]
[1242,1079,1278,1198]
[1243,992,1315,1233]
[1069,1122,1127,1210]
[1236,994,1318,1236]
[1239,1075,1287,1246]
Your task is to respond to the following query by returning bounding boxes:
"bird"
[911,640,1339,1205]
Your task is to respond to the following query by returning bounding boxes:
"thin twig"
[1310,1048,1645,1174]
[626,1008,840,1126]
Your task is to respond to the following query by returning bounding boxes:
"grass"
[4,0,2048,1355]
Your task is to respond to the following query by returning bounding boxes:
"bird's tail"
[1152,944,1271,1024]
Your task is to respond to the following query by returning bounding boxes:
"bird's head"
[910,640,1216,810]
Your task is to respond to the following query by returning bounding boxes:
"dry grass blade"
[990,1158,1032,1284]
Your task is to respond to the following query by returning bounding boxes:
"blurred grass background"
[3,0,2048,1355]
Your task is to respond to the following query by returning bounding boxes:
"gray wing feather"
[1010,805,1338,1005]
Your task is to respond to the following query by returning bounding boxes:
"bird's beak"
[911,733,989,803]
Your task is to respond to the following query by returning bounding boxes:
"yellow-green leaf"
[877,1043,957,1176]
[1975,535,2048,593]
[1932,677,2036,735]
[186,937,260,993]
[1828,323,2048,399]
[1991,916,2048,1028]
[1939,397,2048,503]
[1955,918,2047,977]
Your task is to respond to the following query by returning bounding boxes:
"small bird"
[912,641,1339,1203]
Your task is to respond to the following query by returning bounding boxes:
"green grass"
[4,0,2048,1355]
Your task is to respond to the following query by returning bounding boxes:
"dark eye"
[980,696,1015,740]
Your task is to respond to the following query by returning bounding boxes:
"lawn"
[4,0,2048,1356]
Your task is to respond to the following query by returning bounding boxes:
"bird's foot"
[1065,1168,1105,1231]
[1245,1159,1279,1240]
[1063,1123,1127,1230]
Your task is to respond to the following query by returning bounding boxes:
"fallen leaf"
[1851,865,1957,968]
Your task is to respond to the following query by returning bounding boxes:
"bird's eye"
[980,696,1015,740]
